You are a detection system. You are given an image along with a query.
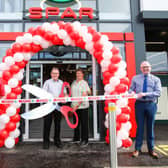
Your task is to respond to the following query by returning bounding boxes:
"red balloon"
[115,84,128,94]
[106,128,109,137]
[120,77,129,86]
[6,122,16,132]
[97,56,103,64]
[2,70,12,81]
[34,26,45,36]
[6,48,13,56]
[0,109,5,115]
[43,31,53,41]
[93,51,102,59]
[15,61,26,69]
[116,122,121,131]
[111,55,122,64]
[121,107,131,115]
[28,27,35,34]
[104,106,109,113]
[22,43,32,52]
[9,65,20,74]
[92,32,101,42]
[15,137,19,144]
[103,71,112,81]
[12,86,22,95]
[2,55,8,63]
[10,114,21,123]
[117,114,129,123]
[16,108,20,114]
[108,64,118,73]
[64,23,73,33]
[18,80,22,86]
[87,26,96,34]
[93,42,103,52]
[105,135,110,144]
[0,129,9,139]
[103,79,109,85]
[69,32,80,41]
[31,44,42,53]
[76,38,85,49]
[12,43,22,53]
[122,138,132,148]
[111,46,120,55]
[0,104,10,111]
[6,92,17,99]
[0,139,4,147]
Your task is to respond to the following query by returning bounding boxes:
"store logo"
[40,0,81,9]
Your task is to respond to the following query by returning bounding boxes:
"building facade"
[0,0,167,141]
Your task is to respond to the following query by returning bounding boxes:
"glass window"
[0,43,12,62]
[0,23,22,32]
[98,0,131,20]
[99,23,131,32]
[113,43,126,61]
[0,0,23,20]
[146,52,168,72]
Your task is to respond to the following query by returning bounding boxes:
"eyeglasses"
[51,73,59,75]
[141,66,150,68]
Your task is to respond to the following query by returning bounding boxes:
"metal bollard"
[108,103,118,168]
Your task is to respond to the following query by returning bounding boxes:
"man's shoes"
[149,151,159,159]
[132,150,140,157]
[54,141,63,148]
[79,141,88,147]
[43,142,49,149]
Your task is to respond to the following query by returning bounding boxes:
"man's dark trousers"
[135,101,157,151]
[43,109,62,143]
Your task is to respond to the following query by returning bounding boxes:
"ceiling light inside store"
[160,31,167,36]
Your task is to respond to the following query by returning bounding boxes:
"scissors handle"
[60,106,78,129]
[59,82,71,97]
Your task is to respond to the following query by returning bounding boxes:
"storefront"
[0,0,167,141]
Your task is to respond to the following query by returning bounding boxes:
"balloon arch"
[0,21,132,148]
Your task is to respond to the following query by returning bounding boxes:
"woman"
[71,68,91,147]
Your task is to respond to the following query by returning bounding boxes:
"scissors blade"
[22,84,53,99]
[21,103,57,120]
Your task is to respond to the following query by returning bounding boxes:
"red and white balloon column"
[0,21,132,148]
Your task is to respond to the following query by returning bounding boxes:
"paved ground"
[0,123,168,168]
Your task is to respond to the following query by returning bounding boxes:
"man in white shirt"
[43,67,63,149]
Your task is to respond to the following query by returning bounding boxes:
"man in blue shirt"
[129,61,162,159]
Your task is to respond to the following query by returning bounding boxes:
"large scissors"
[21,83,78,129]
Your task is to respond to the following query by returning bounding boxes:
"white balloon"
[72,21,81,31]
[51,23,59,34]
[33,35,42,45]
[83,34,92,42]
[6,106,17,116]
[0,123,5,130]
[16,36,24,44]
[100,35,109,44]
[121,122,132,131]
[0,114,10,124]
[12,103,21,108]
[23,53,31,61]
[116,107,121,116]
[85,42,93,52]
[117,138,122,148]
[117,60,127,70]
[14,72,24,81]
[10,129,20,138]
[104,84,114,93]
[117,130,129,140]
[4,85,11,94]
[109,77,120,87]
[23,33,33,43]
[14,53,24,62]
[0,63,9,71]
[115,69,127,79]
[8,78,19,88]
[100,59,110,69]
[0,71,2,77]
[58,29,67,39]
[105,113,109,120]
[116,98,128,108]
[5,137,15,149]
[5,56,15,66]
[104,120,109,128]
[102,50,112,59]
[63,37,71,46]
[103,42,113,51]
[42,22,52,31]
[40,39,50,49]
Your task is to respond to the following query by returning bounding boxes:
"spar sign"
[28,0,94,20]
